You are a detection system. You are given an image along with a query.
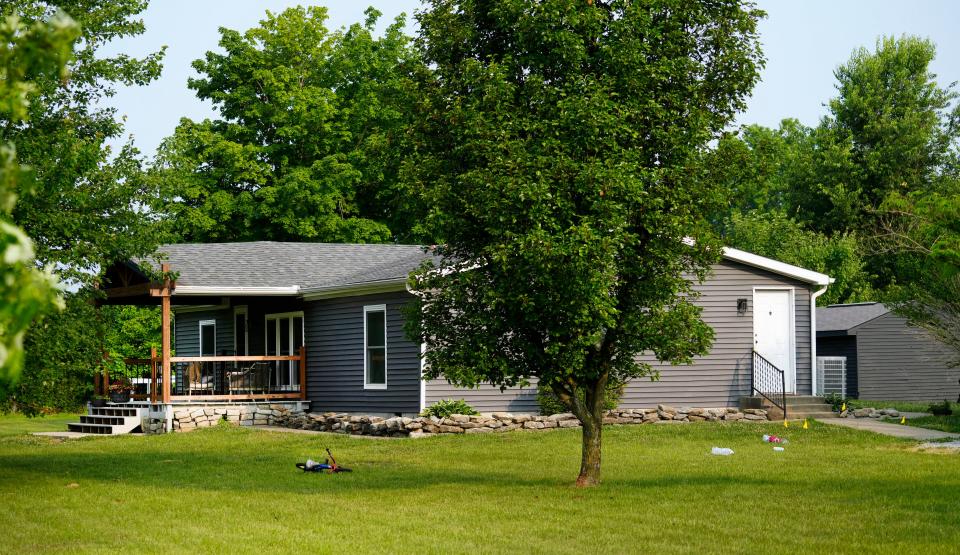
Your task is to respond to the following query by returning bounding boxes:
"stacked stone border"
[279,405,770,437]
[157,403,769,436]
[839,407,902,419]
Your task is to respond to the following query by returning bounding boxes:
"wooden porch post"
[299,345,307,401]
[160,264,172,403]
[149,347,158,403]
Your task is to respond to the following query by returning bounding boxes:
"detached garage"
[816,302,960,402]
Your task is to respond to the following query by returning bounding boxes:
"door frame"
[198,319,216,357]
[752,287,796,393]
[264,311,305,388]
[233,305,248,356]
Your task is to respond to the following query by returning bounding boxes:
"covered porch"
[98,261,307,404]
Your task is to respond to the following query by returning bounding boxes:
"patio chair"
[186,361,214,395]
[229,361,271,395]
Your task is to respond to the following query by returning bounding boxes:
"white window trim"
[752,287,797,394]
[364,304,388,390]
[233,306,248,356]
[199,319,216,357]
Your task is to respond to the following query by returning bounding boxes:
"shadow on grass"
[1,425,953,510]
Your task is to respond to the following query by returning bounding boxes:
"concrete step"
[67,423,114,434]
[80,415,130,426]
[783,396,827,404]
[786,411,838,419]
[89,407,143,418]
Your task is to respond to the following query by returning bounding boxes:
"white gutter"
[723,247,832,286]
[173,286,300,296]
[810,283,832,396]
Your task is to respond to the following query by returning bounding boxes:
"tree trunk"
[576,411,602,487]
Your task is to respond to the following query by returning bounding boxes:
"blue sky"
[103,0,960,157]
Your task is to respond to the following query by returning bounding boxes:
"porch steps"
[741,396,838,420]
[68,404,149,435]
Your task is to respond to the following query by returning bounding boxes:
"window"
[199,320,216,357]
[364,305,387,389]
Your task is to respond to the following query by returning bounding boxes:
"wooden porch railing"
[97,347,307,403]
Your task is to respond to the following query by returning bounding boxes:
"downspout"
[405,280,428,414]
[810,281,833,396]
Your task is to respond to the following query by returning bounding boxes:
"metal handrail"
[752,350,787,420]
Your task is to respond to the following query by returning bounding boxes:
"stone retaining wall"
[839,407,901,419]
[172,404,290,431]
[163,403,770,435]
[271,404,769,437]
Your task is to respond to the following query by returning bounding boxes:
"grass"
[899,414,960,434]
[849,399,935,413]
[1,418,959,554]
[0,412,81,437]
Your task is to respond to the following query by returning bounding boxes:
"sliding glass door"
[265,312,304,390]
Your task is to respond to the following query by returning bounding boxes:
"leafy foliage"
[3,1,167,285]
[156,6,428,244]
[406,0,764,485]
[538,382,622,417]
[419,399,479,419]
[722,211,874,305]
[0,11,76,384]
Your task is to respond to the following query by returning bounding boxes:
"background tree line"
[1,1,958,424]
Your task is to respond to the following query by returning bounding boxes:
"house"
[88,241,831,433]
[816,302,959,401]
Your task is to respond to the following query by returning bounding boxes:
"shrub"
[929,400,953,416]
[823,393,851,412]
[538,381,625,416]
[421,399,479,419]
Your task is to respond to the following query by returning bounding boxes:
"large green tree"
[2,1,166,284]
[0,11,76,384]
[874,189,960,368]
[1,1,165,409]
[406,0,764,486]
[156,6,428,244]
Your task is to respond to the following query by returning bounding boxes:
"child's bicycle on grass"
[296,448,352,473]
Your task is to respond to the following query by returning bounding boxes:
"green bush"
[823,393,851,412]
[537,382,625,416]
[420,399,479,419]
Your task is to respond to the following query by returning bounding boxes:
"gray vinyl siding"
[817,336,859,398]
[854,313,959,402]
[304,291,421,415]
[172,298,305,357]
[173,308,233,357]
[425,259,813,412]
[426,380,540,413]
[623,260,811,407]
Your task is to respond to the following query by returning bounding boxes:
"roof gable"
[816,302,890,333]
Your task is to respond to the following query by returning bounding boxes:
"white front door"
[753,289,795,393]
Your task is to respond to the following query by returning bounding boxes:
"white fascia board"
[173,286,301,296]
[722,247,833,286]
[301,279,407,301]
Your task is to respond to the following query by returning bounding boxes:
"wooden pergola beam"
[160,263,172,403]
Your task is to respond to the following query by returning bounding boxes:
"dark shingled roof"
[139,242,433,291]
[816,302,890,332]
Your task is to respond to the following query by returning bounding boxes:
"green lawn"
[0,413,81,437]
[899,414,960,434]
[1,419,958,554]
[849,399,934,413]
